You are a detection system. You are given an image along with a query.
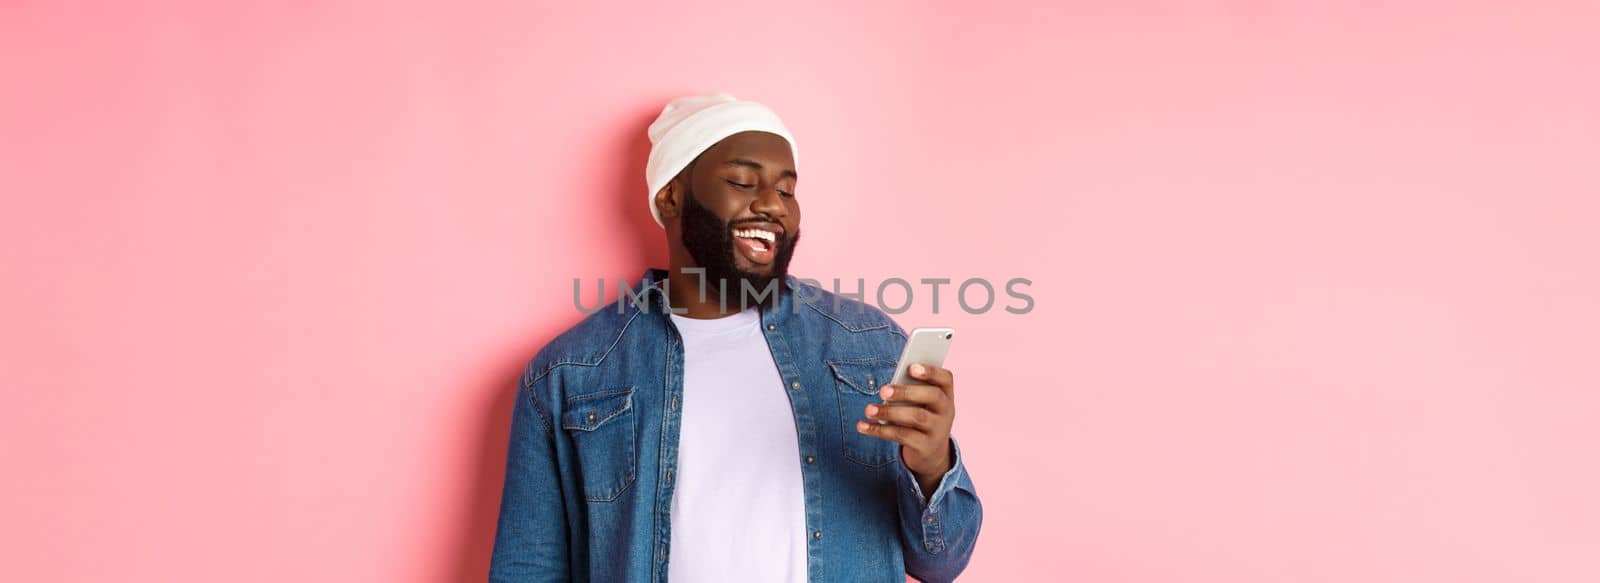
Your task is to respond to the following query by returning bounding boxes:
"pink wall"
[4,1,1598,581]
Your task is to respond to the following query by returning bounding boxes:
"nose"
[750,184,788,220]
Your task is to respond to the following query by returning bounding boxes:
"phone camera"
[944,333,953,339]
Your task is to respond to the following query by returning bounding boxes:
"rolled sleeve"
[896,435,982,582]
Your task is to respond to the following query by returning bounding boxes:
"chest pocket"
[827,359,900,468]
[561,388,637,502]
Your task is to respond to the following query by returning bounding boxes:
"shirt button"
[767,323,777,331]
[670,396,678,410]
[805,455,815,464]
[813,530,822,540]
[790,381,801,390]
[926,516,936,524]
[586,412,596,423]
[666,469,674,484]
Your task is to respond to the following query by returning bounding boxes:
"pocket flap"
[825,359,896,395]
[561,388,634,431]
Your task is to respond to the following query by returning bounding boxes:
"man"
[489,92,981,582]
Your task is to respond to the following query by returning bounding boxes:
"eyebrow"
[723,158,798,181]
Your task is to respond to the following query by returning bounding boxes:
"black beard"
[679,184,800,310]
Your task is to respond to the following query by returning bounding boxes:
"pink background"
[3,1,1598,581]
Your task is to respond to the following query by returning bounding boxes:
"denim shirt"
[489,268,982,582]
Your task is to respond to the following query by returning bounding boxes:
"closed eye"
[726,180,794,197]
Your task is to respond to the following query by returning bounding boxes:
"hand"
[856,363,956,494]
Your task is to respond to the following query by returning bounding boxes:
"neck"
[662,264,780,319]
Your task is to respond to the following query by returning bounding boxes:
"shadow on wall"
[448,100,668,581]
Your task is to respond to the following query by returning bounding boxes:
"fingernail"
[911,364,926,376]
[857,421,870,432]
[879,386,893,399]
[866,404,879,416]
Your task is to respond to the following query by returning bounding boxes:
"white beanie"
[645,92,799,228]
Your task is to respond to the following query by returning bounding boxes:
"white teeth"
[734,228,776,243]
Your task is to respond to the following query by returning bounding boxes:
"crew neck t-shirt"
[665,306,807,582]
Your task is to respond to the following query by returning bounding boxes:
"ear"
[654,179,682,222]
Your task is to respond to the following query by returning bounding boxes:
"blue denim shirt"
[489,268,982,582]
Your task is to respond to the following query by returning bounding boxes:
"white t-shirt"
[667,306,807,582]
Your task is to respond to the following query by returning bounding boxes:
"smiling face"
[656,130,801,302]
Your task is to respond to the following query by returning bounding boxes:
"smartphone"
[877,327,955,424]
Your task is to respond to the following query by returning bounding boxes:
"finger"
[878,383,949,413]
[864,402,939,431]
[908,363,955,396]
[855,419,932,448]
